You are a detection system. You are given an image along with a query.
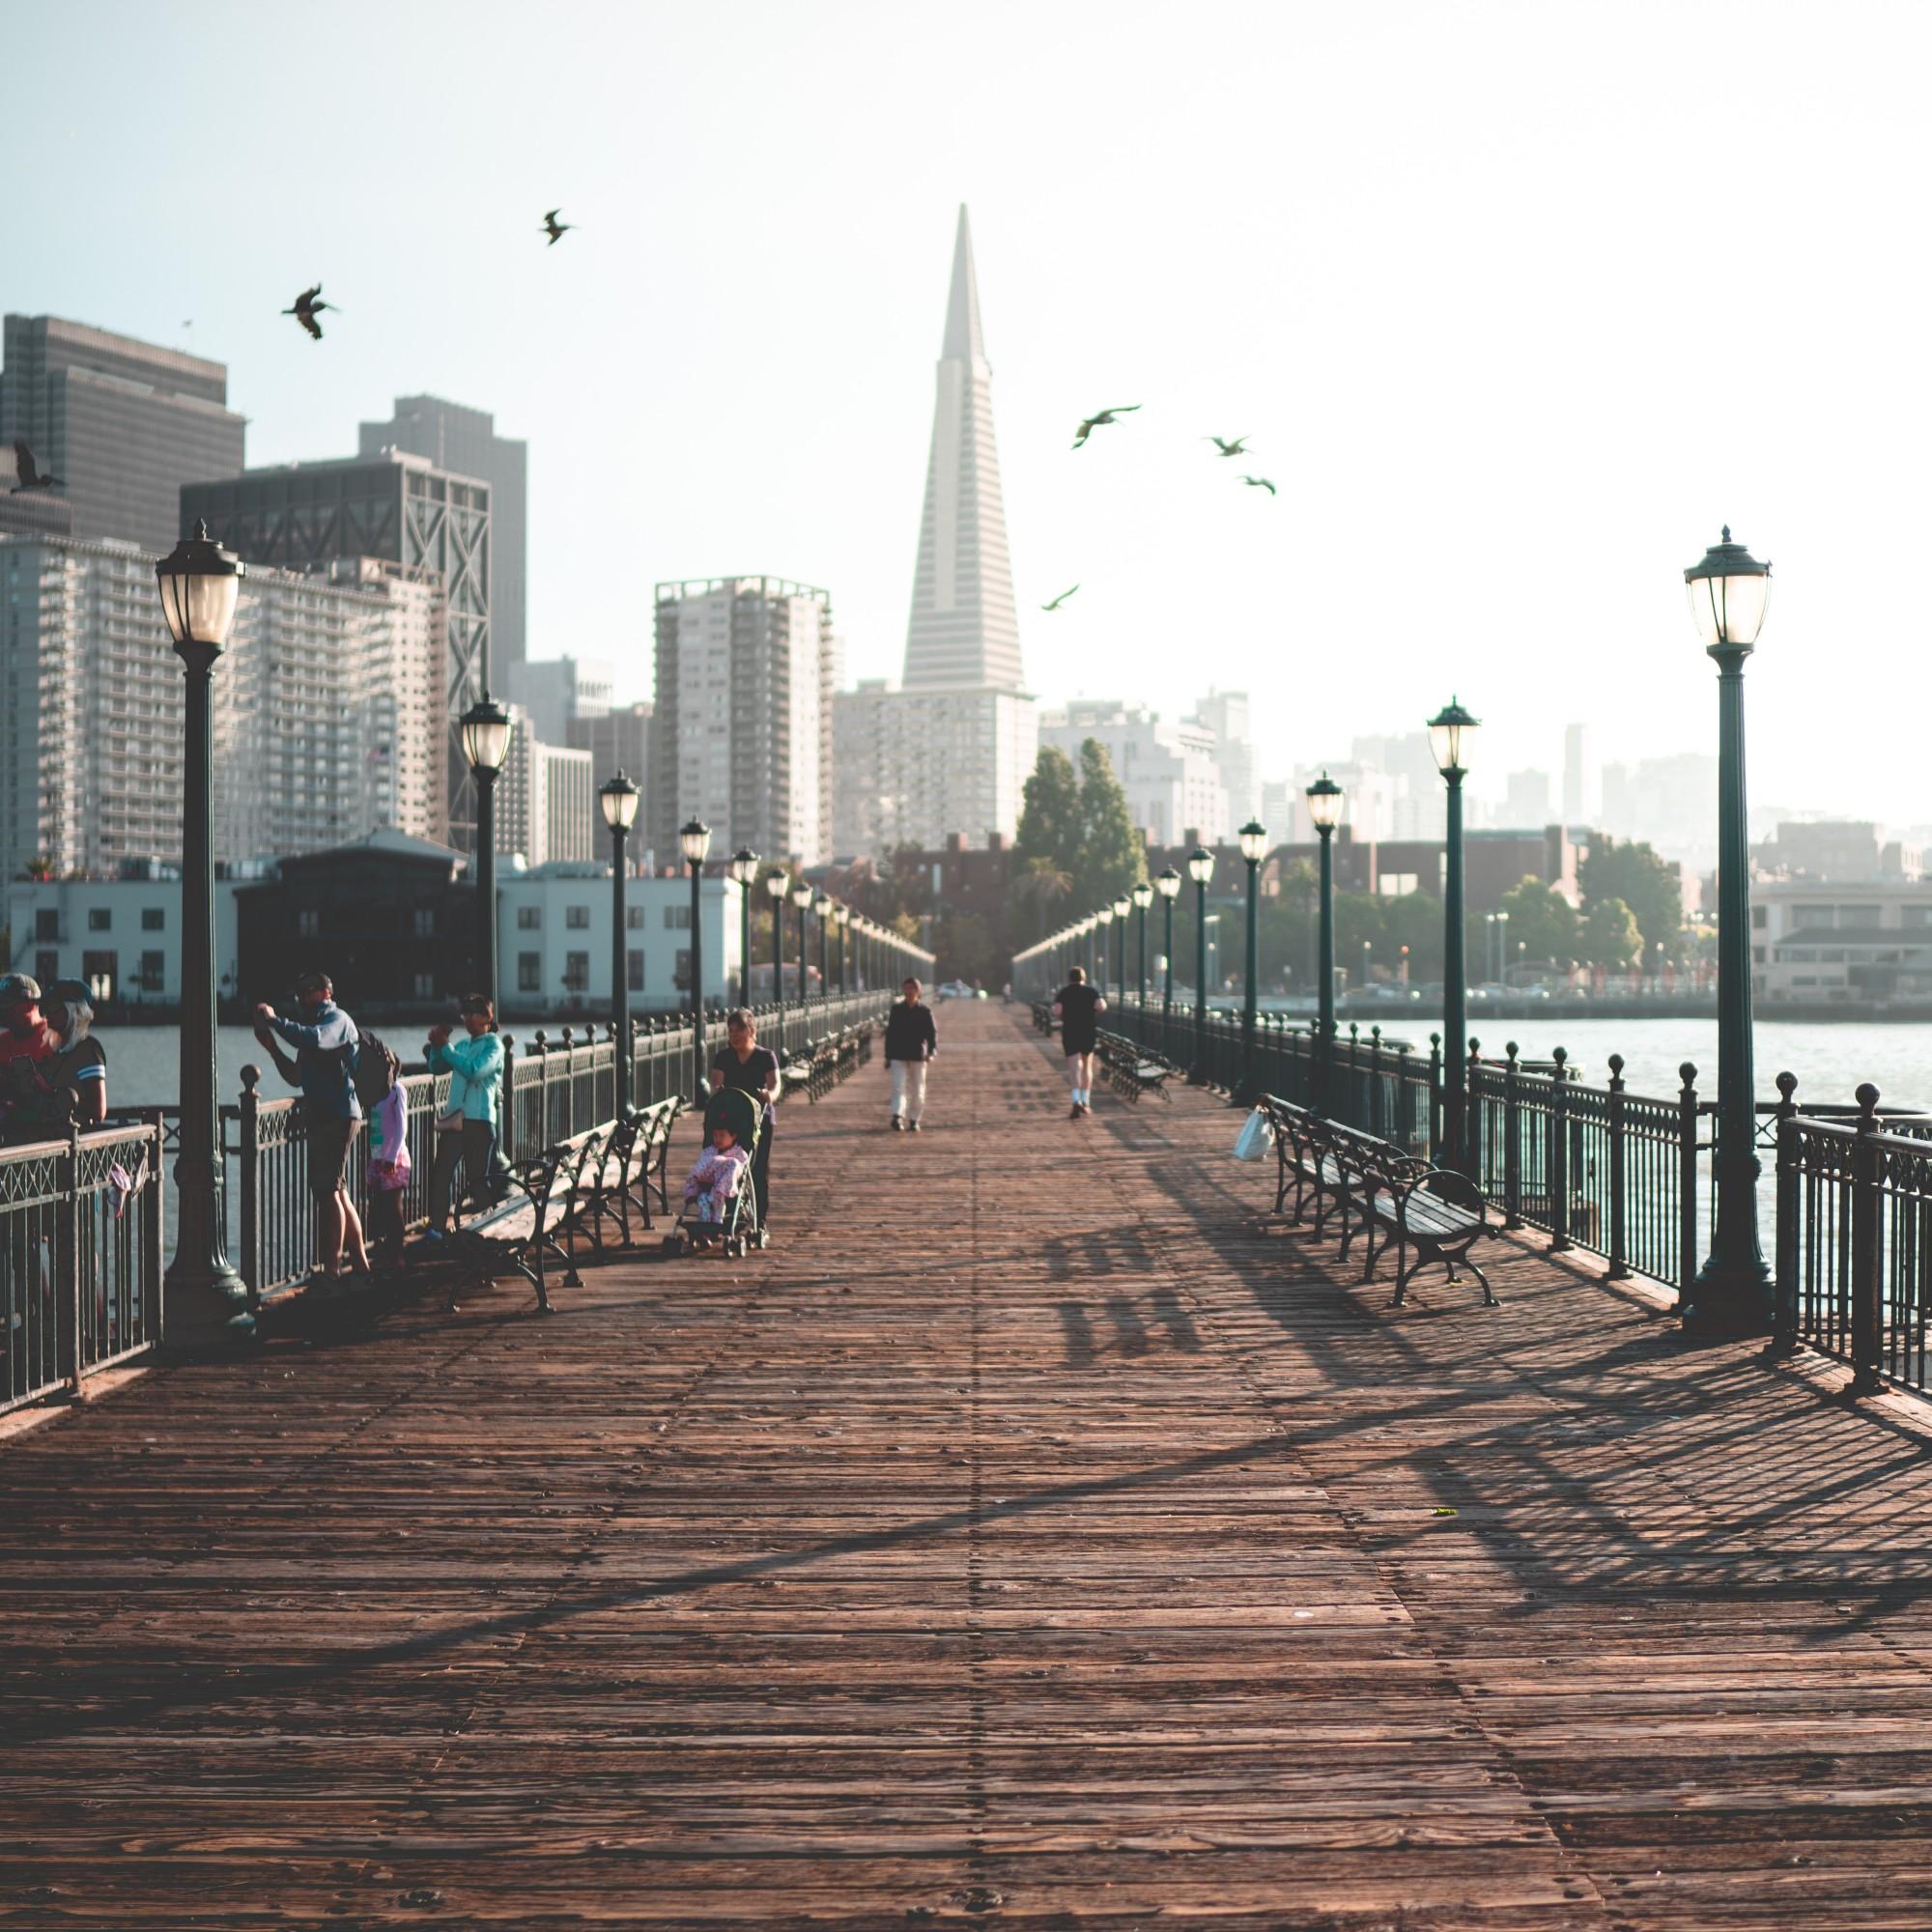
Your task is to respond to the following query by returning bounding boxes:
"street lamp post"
[837,902,852,995]
[791,880,813,1020]
[1187,847,1213,1083]
[600,773,640,1098]
[1111,895,1130,1003]
[766,869,788,1040]
[1095,905,1115,1001]
[814,894,831,1007]
[728,848,760,1007]
[459,694,513,1012]
[1428,697,1481,1172]
[155,521,249,1345]
[1306,773,1343,1115]
[1681,526,1775,1337]
[1131,880,1152,1029]
[680,818,711,1097]
[1237,819,1267,1094]
[1156,867,1180,1057]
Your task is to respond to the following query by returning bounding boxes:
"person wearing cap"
[0,980,107,1140]
[254,971,370,1280]
[423,993,503,1236]
[0,975,54,1068]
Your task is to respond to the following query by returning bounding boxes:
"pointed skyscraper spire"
[902,205,1024,693]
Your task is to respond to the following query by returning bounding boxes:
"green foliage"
[1498,876,1579,968]
[1012,746,1082,877]
[1582,896,1643,971]
[1010,742,1146,944]
[1578,838,1684,956]
[1075,739,1148,907]
[933,912,995,985]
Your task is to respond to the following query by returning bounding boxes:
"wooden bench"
[1096,1030,1177,1104]
[442,1122,611,1313]
[1259,1094,1500,1307]
[578,1096,682,1250]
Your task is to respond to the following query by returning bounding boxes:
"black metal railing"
[0,1118,166,1417]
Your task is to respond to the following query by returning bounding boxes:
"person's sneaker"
[1069,1103,1083,1120]
[909,1120,922,1132]
[890,1115,903,1131]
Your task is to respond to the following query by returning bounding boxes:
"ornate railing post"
[499,1034,517,1165]
[1851,1083,1884,1397]
[1548,1046,1572,1252]
[1428,1033,1443,1162]
[1677,1062,1700,1306]
[1502,1042,1523,1229]
[1605,1053,1630,1280]
[1466,1038,1484,1189]
[238,1064,262,1307]
[1767,1071,1801,1358]
[1367,1025,1384,1139]
[58,1109,82,1392]
[532,1030,550,1152]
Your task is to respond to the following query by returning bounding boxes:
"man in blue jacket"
[254,969,370,1279]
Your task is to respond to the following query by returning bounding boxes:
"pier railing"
[0,1116,166,1417]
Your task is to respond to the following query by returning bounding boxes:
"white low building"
[1039,700,1228,846]
[1753,878,1932,1002]
[3,868,243,1008]
[497,866,746,1019]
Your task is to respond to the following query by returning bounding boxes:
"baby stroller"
[661,1084,767,1258]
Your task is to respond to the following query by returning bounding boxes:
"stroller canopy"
[704,1084,763,1154]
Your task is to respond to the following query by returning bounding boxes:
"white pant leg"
[892,1062,909,1117]
[902,1061,927,1122]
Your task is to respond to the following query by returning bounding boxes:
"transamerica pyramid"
[902,205,1025,692]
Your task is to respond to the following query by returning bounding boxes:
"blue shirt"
[270,1002,362,1120]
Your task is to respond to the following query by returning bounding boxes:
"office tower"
[0,316,246,553]
[1563,722,1599,828]
[0,535,443,882]
[495,709,595,867]
[1038,702,1229,846]
[1193,689,1259,827]
[567,700,653,803]
[651,578,833,864]
[359,395,527,672]
[506,655,613,744]
[184,451,490,846]
[1504,768,1553,826]
[831,208,1037,855]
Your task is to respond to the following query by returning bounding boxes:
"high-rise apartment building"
[651,578,833,865]
[495,708,596,867]
[1040,702,1229,847]
[0,535,444,883]
[359,395,527,672]
[1192,690,1259,828]
[567,701,653,813]
[506,654,613,744]
[831,209,1037,855]
[183,451,491,845]
[1563,722,1599,828]
[0,315,245,551]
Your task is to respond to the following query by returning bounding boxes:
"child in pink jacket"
[682,1122,751,1224]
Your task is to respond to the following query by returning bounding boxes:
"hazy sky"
[13,2,1930,819]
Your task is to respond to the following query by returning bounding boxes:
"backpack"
[352,1028,401,1112]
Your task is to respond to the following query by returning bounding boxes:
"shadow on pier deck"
[5,1002,1932,1929]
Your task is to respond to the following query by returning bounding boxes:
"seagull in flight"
[1040,584,1080,611]
[1072,405,1140,449]
[1238,475,1276,496]
[11,441,62,492]
[541,209,574,246]
[282,285,334,341]
[1206,436,1249,457]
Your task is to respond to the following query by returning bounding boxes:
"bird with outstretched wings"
[1239,475,1276,496]
[1072,405,1140,449]
[542,210,574,245]
[282,284,334,341]
[1040,584,1079,611]
[1206,436,1248,457]
[11,441,62,492]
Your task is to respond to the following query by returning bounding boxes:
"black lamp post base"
[1680,1259,1774,1339]
[163,1263,256,1354]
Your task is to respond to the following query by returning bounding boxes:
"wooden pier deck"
[6,1001,1932,1929]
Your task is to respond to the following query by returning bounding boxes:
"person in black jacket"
[883,979,938,1131]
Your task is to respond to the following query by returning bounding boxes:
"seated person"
[682,1122,751,1227]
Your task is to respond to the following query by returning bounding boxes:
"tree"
[1012,746,1082,879]
[1012,855,1074,946]
[1582,895,1642,971]
[1498,876,1578,971]
[1579,838,1684,956]
[1075,738,1147,908]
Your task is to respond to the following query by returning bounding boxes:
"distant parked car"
[937,980,976,1001]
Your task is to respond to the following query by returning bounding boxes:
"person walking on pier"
[254,971,370,1280]
[1053,965,1106,1119]
[884,978,937,1131]
[710,1009,781,1224]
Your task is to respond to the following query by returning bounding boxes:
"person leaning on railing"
[0,980,108,1142]
[423,993,503,1237]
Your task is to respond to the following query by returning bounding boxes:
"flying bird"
[1040,584,1080,611]
[541,209,574,246]
[11,441,62,492]
[1206,436,1249,457]
[282,285,334,341]
[1071,405,1140,449]
[1239,475,1277,496]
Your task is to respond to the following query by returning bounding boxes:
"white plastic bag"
[1233,1106,1272,1162]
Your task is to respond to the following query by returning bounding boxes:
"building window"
[518,952,541,993]
[298,908,321,939]
[626,905,645,929]
[673,946,693,990]
[142,906,164,931]
[665,905,691,930]
[34,951,57,987]
[563,951,590,991]
[34,909,57,943]
[88,907,111,932]
[138,950,165,994]
[517,905,541,930]
[412,907,436,938]
[627,949,644,992]
[414,972,435,1000]
[81,950,116,999]
[565,905,591,930]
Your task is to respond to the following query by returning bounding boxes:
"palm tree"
[1014,856,1074,944]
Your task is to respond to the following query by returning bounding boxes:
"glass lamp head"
[1187,846,1214,886]
[790,879,813,911]
[599,771,640,833]
[1131,880,1153,910]
[460,694,514,776]
[1096,906,1114,926]
[1306,771,1344,832]
[156,520,245,650]
[1111,895,1131,919]
[727,846,759,884]
[678,817,712,865]
[764,868,787,900]
[1156,866,1181,899]
[1237,819,1269,865]
[1427,697,1480,776]
[1685,525,1772,649]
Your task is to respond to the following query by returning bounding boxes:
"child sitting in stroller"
[682,1120,752,1230]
